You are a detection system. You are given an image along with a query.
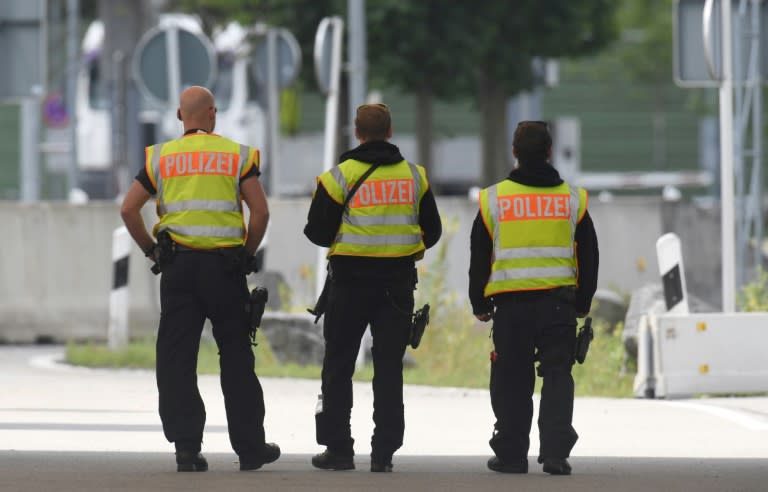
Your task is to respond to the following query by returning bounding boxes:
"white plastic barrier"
[643,312,768,398]
[633,314,656,398]
[656,232,689,314]
[108,226,131,349]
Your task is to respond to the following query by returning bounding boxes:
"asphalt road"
[0,345,766,492]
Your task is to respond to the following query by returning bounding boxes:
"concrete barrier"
[0,197,722,342]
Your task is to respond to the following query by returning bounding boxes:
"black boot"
[370,461,393,472]
[311,449,355,471]
[370,451,393,472]
[540,457,572,475]
[487,456,528,474]
[239,443,281,471]
[176,451,208,472]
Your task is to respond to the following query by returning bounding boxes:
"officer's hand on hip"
[475,312,493,322]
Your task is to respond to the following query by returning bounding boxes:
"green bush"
[738,268,768,312]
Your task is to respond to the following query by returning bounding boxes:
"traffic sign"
[674,0,768,87]
[251,28,301,89]
[314,17,344,95]
[132,24,217,106]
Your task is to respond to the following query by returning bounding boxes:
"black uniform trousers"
[156,251,266,460]
[488,288,579,462]
[315,277,413,461]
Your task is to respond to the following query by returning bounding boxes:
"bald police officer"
[120,86,279,472]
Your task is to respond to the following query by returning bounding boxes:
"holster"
[245,286,269,346]
[574,316,594,364]
[150,230,176,275]
[409,304,430,349]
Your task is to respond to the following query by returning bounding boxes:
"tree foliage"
[366,1,473,100]
[458,1,618,182]
[167,0,619,182]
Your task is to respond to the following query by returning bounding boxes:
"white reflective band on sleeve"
[331,167,348,197]
[335,233,423,245]
[344,214,416,226]
[236,144,250,202]
[495,246,574,260]
[487,185,500,236]
[490,266,576,282]
[152,144,165,209]
[569,186,580,231]
[407,162,421,220]
[160,200,240,214]
[170,225,244,237]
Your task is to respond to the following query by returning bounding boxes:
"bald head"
[177,86,216,133]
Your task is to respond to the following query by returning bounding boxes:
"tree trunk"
[478,71,510,186]
[415,83,434,182]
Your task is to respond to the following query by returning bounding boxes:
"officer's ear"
[177,109,182,121]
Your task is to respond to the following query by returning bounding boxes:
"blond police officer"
[469,121,599,476]
[120,86,279,472]
[304,103,442,472]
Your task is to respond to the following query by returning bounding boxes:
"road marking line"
[664,401,768,430]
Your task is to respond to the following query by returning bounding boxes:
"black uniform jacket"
[468,160,599,315]
[304,140,442,282]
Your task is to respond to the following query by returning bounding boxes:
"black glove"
[145,243,162,274]
[236,248,261,275]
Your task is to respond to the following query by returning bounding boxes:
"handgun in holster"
[574,316,593,364]
[150,229,176,275]
[409,303,430,349]
[245,286,268,346]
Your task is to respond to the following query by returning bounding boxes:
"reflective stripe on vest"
[482,181,586,295]
[322,160,427,258]
[148,136,252,249]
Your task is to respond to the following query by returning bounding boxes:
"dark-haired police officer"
[304,103,442,472]
[120,85,279,472]
[469,120,599,475]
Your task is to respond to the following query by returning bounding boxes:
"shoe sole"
[240,456,280,471]
[488,466,527,474]
[177,464,208,472]
[312,462,355,471]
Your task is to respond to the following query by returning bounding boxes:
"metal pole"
[720,0,736,312]
[166,26,181,112]
[266,28,281,197]
[347,0,366,148]
[20,98,41,202]
[112,50,128,196]
[751,0,763,275]
[733,0,746,290]
[316,17,344,300]
[66,0,80,195]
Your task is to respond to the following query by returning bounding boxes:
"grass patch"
[64,316,632,396]
[66,218,634,397]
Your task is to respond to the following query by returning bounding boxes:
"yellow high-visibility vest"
[145,133,259,249]
[318,159,428,258]
[479,180,587,296]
